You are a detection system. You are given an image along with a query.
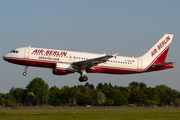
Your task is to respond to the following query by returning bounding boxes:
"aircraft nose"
[3,54,8,61]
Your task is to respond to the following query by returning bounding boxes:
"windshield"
[10,50,18,53]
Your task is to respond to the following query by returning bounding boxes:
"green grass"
[0,108,180,120]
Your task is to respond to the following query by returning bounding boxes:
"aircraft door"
[24,48,30,58]
[137,59,142,69]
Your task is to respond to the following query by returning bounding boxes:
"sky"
[0,0,180,93]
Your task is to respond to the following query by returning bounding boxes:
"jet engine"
[53,63,74,75]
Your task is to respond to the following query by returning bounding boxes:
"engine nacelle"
[53,63,74,75]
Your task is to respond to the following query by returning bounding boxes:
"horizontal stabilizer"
[151,62,175,68]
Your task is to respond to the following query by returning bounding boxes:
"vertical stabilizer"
[140,34,173,63]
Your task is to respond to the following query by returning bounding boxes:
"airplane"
[3,34,174,82]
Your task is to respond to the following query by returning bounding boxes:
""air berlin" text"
[151,36,170,57]
[32,49,67,56]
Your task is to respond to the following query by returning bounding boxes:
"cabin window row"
[107,60,132,64]
[31,53,132,64]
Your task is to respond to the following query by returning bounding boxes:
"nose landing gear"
[23,66,28,76]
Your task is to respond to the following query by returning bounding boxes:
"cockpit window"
[10,50,18,54]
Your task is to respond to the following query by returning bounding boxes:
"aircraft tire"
[23,72,27,76]
[79,77,83,82]
[83,76,88,82]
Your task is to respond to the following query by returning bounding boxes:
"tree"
[96,83,103,92]
[26,77,49,104]
[105,100,114,106]
[89,84,95,90]
[144,87,160,105]
[26,92,36,105]
[128,89,147,105]
[9,87,24,104]
[84,82,90,87]
[84,82,95,90]
[129,81,139,89]
[22,89,28,105]
[97,92,106,105]
[139,82,147,90]
[76,93,89,105]
[88,89,98,105]
[119,87,130,99]
[174,98,180,106]
[155,85,179,105]
[49,86,61,106]
[106,89,128,106]
[4,93,14,106]
[40,88,50,104]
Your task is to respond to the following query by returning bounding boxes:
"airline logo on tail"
[151,36,171,57]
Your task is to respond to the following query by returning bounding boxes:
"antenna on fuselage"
[29,45,31,48]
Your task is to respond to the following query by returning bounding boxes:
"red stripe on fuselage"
[4,57,59,68]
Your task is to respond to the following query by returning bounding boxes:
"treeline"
[0,77,180,106]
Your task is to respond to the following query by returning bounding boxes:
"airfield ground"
[0,108,180,120]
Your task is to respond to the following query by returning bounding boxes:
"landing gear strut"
[23,66,28,76]
[79,69,88,82]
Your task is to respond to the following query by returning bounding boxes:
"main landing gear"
[79,69,88,82]
[23,66,28,76]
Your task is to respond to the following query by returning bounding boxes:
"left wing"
[72,53,118,69]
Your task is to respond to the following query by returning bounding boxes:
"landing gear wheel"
[79,69,88,82]
[23,72,27,76]
[23,66,28,76]
[83,76,88,82]
[79,77,83,82]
